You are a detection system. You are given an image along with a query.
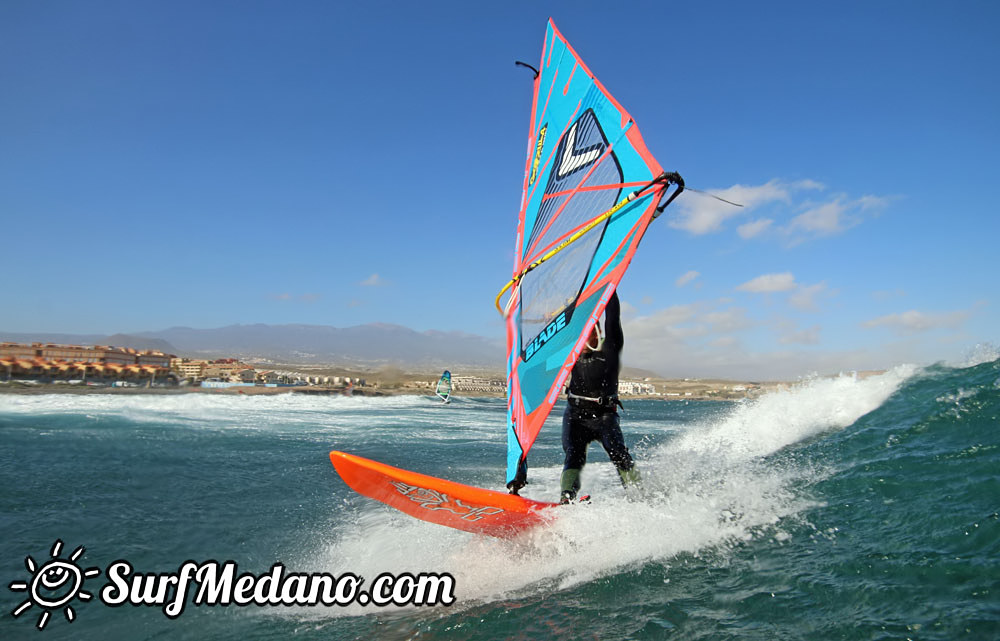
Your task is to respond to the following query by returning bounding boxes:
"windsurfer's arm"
[507,457,527,494]
[605,290,623,349]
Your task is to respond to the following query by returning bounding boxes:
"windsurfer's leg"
[559,468,581,503]
[598,412,641,488]
[560,408,590,502]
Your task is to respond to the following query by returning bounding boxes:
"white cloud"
[794,179,826,191]
[862,309,971,334]
[626,303,710,341]
[621,321,883,380]
[787,201,853,235]
[625,300,753,337]
[781,195,891,245]
[734,274,830,312]
[623,301,758,375]
[703,308,753,333]
[620,321,909,379]
[675,270,700,287]
[359,273,388,287]
[789,282,828,312]
[617,296,961,379]
[710,335,741,349]
[738,218,773,239]
[666,178,890,246]
[668,179,822,235]
[857,194,892,212]
[736,272,797,293]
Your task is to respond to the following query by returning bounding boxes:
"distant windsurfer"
[507,290,640,502]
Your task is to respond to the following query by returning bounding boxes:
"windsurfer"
[559,290,639,503]
[505,290,640,501]
[502,19,680,505]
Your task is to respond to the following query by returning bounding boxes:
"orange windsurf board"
[330,450,559,538]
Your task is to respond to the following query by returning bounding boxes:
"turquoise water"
[1,356,998,639]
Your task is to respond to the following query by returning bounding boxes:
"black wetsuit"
[560,291,637,501]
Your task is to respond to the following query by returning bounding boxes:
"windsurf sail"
[435,370,452,403]
[499,19,683,489]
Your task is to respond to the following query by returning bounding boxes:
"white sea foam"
[663,364,917,461]
[0,392,470,432]
[956,343,1000,368]
[1,371,917,618]
[0,391,428,417]
[303,366,917,617]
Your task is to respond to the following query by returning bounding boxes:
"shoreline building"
[618,380,656,396]
[0,342,176,386]
[452,375,506,394]
[171,358,208,381]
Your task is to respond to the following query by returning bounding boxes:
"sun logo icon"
[8,540,101,630]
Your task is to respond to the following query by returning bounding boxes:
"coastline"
[0,380,777,401]
[0,382,385,397]
[3,368,886,401]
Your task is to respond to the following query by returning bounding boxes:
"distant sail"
[499,20,683,487]
[435,370,452,403]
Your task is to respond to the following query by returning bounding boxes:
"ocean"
[1,354,998,640]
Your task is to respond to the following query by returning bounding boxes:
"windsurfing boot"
[618,466,643,502]
[618,466,641,486]
[559,468,582,504]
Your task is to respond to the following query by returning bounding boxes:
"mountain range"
[1,323,504,371]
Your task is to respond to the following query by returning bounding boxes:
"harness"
[566,391,623,411]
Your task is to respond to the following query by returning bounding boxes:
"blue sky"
[2,0,997,379]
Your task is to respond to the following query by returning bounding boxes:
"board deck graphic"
[330,451,559,538]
